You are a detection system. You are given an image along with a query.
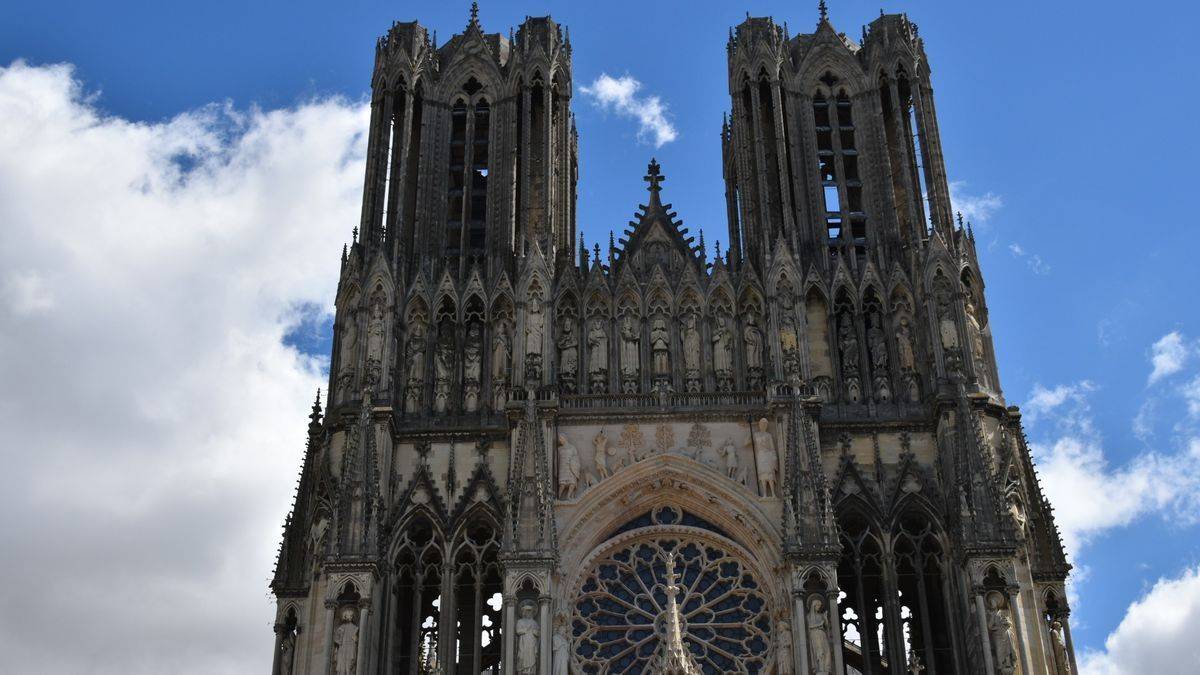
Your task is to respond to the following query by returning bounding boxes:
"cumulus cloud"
[579,73,677,147]
[0,60,367,673]
[1079,565,1200,674]
[948,180,1002,224]
[1149,331,1190,385]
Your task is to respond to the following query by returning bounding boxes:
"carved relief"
[557,434,581,499]
[750,418,778,498]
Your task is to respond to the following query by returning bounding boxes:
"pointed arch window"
[446,77,491,273]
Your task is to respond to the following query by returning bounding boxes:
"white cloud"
[1182,375,1200,418]
[580,73,677,148]
[1008,241,1050,275]
[949,180,1002,224]
[1148,331,1189,385]
[1079,565,1200,674]
[0,60,366,673]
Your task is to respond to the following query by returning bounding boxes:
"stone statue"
[526,296,545,358]
[651,315,670,376]
[779,312,800,376]
[463,323,482,411]
[279,630,295,675]
[558,317,579,376]
[965,300,990,387]
[492,319,512,380]
[339,313,359,371]
[838,315,861,402]
[908,652,926,674]
[552,623,570,675]
[807,597,831,675]
[593,429,611,478]
[557,434,581,499]
[1051,620,1072,674]
[516,602,540,675]
[1007,490,1027,539]
[588,319,608,374]
[776,618,794,675]
[938,305,958,351]
[744,315,763,367]
[867,314,889,371]
[367,301,385,361]
[712,314,733,374]
[987,593,1018,675]
[407,323,426,381]
[434,330,454,413]
[751,418,778,498]
[896,317,916,370]
[620,315,640,386]
[682,313,701,380]
[719,438,740,481]
[333,608,359,675]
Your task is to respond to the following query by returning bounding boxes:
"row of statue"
[555,419,779,500]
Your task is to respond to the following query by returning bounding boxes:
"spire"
[659,551,701,675]
[308,389,323,433]
[466,2,481,32]
[645,158,665,207]
[819,0,829,23]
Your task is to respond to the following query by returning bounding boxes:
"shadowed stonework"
[270,5,1075,674]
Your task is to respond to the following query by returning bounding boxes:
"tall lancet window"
[814,74,868,264]
[446,78,490,273]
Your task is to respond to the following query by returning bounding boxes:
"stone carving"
[587,318,608,392]
[744,314,763,388]
[751,418,778,498]
[463,323,482,412]
[333,608,359,675]
[558,317,579,392]
[712,314,734,390]
[593,429,612,478]
[654,423,674,455]
[658,551,702,674]
[366,299,386,384]
[907,652,926,674]
[807,596,831,675]
[405,323,427,412]
[682,313,702,391]
[516,602,540,675]
[279,630,296,675]
[1007,489,1027,539]
[558,434,581,499]
[553,621,570,675]
[966,300,991,388]
[838,314,861,403]
[776,618,794,675]
[867,314,891,402]
[650,315,671,382]
[620,314,640,392]
[339,312,359,373]
[986,593,1018,675]
[779,298,801,380]
[1051,620,1072,674]
[619,424,644,463]
[896,316,916,370]
[434,329,454,413]
[526,296,546,380]
[685,423,712,463]
[492,318,511,408]
[719,438,741,482]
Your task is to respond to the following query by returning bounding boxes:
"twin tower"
[271,5,1077,675]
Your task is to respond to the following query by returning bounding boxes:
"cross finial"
[644,158,665,199]
[819,0,829,22]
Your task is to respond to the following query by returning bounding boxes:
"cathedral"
[270,4,1077,674]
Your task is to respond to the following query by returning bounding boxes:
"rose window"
[572,532,772,674]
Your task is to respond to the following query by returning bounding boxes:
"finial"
[956,211,964,229]
[469,1,479,24]
[352,225,358,243]
[594,241,601,264]
[698,229,707,258]
[341,243,347,261]
[644,158,665,200]
[715,239,722,259]
[308,389,323,427]
[819,0,829,23]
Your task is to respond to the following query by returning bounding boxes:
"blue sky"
[2,1,1199,672]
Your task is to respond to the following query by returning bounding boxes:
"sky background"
[1,0,1199,672]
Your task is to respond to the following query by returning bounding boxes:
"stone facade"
[270,5,1076,674]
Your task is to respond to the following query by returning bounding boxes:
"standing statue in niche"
[434,330,454,413]
[1007,489,1028,539]
[744,315,764,389]
[987,593,1018,675]
[807,597,832,675]
[526,295,545,379]
[619,315,640,392]
[279,630,296,675]
[552,621,571,675]
[965,300,991,388]
[1050,620,1072,674]
[682,313,702,391]
[337,312,359,400]
[750,418,778,498]
[366,300,386,384]
[463,323,483,412]
[712,314,734,389]
[838,315,861,402]
[896,316,916,370]
[779,298,801,379]
[558,317,579,392]
[557,434,581,499]
[776,618,794,675]
[333,608,359,675]
[650,316,670,376]
[516,602,540,675]
[593,428,612,478]
[587,318,608,390]
[405,323,427,412]
[492,318,511,408]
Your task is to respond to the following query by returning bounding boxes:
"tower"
[271,6,1076,675]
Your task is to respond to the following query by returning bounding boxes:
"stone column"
[827,589,845,675]
[1061,614,1080,674]
[355,604,372,675]
[539,595,552,675]
[974,594,996,675]
[502,594,517,675]
[1008,590,1033,675]
[270,622,284,675]
[792,592,810,675]
[321,601,337,674]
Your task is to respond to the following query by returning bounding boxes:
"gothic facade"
[270,6,1076,675]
